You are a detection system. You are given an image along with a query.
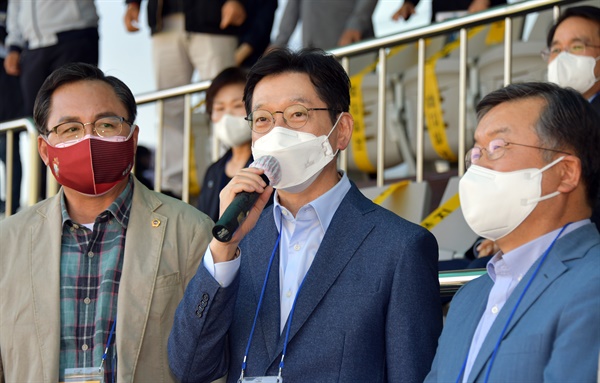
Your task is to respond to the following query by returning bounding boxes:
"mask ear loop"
[526,156,566,205]
[324,112,345,156]
[531,155,565,177]
[326,112,344,139]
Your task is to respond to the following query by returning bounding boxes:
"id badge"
[239,377,282,383]
[62,367,105,383]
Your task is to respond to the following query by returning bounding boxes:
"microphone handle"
[212,173,269,242]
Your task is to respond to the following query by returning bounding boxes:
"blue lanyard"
[455,223,571,383]
[239,219,306,381]
[99,314,117,374]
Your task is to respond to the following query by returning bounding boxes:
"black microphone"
[212,156,281,242]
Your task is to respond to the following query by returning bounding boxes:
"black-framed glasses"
[465,138,572,169]
[245,104,340,134]
[541,40,600,62]
[47,116,133,144]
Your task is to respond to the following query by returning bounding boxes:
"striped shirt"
[58,176,133,382]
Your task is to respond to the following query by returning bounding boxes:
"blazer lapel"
[30,195,63,382]
[116,180,165,380]
[447,279,491,381]
[271,187,374,361]
[251,214,282,362]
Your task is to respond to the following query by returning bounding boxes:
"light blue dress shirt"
[204,171,351,332]
[463,219,591,382]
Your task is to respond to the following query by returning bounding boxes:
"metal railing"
[329,0,579,185]
[0,0,587,287]
[0,118,40,215]
[439,269,487,297]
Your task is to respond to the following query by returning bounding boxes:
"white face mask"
[251,113,342,193]
[459,157,564,241]
[547,52,600,94]
[213,114,252,148]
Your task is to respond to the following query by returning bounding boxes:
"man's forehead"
[553,16,600,44]
[475,98,543,141]
[252,73,318,110]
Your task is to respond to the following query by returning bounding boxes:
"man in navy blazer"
[426,82,600,382]
[168,48,443,383]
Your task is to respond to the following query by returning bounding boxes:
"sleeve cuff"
[203,246,241,287]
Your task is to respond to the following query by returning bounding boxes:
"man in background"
[273,0,379,50]
[4,0,100,200]
[123,0,247,198]
[392,0,507,23]
[0,0,24,215]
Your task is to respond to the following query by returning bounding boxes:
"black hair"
[205,66,248,117]
[33,62,137,135]
[546,5,600,47]
[476,82,600,206]
[243,47,350,124]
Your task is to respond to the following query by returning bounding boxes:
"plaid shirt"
[58,176,133,382]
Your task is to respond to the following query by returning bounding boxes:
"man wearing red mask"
[0,62,213,382]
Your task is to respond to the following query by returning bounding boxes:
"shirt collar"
[487,219,591,281]
[273,171,351,232]
[60,175,134,228]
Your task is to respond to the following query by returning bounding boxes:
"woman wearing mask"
[197,67,253,222]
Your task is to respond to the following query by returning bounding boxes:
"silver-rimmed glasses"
[541,40,600,62]
[47,116,133,144]
[465,138,572,169]
[245,104,339,134]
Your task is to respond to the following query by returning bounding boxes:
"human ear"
[335,112,353,151]
[556,155,581,194]
[38,135,49,166]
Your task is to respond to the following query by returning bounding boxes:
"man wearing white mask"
[476,5,600,258]
[168,48,443,383]
[545,4,600,230]
[545,5,600,112]
[426,82,600,382]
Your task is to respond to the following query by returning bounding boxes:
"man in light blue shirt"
[426,82,600,382]
[168,48,443,383]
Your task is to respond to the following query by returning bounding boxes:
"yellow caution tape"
[486,21,505,45]
[350,73,376,173]
[372,180,410,205]
[349,45,407,173]
[424,62,458,162]
[420,193,460,230]
[423,26,485,162]
[189,133,200,196]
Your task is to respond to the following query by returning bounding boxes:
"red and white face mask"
[45,133,135,196]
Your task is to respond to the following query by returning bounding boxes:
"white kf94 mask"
[251,113,342,193]
[459,157,564,241]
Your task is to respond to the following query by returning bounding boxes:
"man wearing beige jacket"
[0,62,213,382]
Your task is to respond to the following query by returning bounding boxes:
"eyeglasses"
[47,116,133,144]
[541,41,600,62]
[465,138,571,169]
[245,104,339,134]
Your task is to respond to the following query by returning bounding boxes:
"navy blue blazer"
[426,223,600,382]
[169,183,443,383]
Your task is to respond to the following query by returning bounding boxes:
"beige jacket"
[0,178,213,382]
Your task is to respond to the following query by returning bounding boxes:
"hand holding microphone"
[212,156,281,242]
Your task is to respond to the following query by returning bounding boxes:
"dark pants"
[19,27,99,199]
[0,57,24,214]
